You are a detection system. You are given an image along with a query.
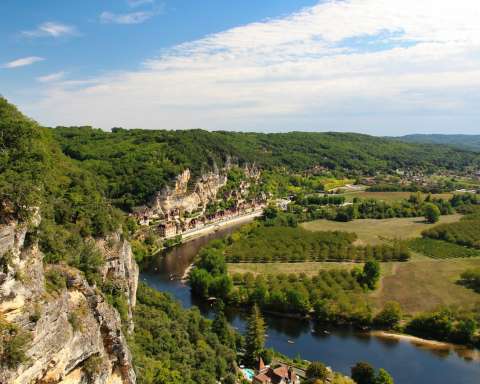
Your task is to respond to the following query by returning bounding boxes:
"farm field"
[369,256,480,315]
[300,214,462,245]
[227,261,357,277]
[341,191,454,202]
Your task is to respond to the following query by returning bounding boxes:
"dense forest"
[52,125,480,210]
[400,134,480,152]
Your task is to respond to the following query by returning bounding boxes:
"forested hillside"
[400,134,480,152]
[52,126,480,210]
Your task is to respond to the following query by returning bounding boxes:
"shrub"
[0,318,31,369]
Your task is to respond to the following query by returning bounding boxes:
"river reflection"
[140,224,480,384]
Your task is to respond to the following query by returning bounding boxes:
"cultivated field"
[227,261,358,276]
[369,256,480,315]
[341,191,454,202]
[300,214,462,245]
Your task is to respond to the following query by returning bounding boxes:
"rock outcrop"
[151,168,228,217]
[0,217,137,384]
[97,233,139,333]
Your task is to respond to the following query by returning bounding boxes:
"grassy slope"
[300,215,462,245]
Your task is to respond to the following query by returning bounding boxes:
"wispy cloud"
[127,0,154,8]
[37,71,65,83]
[27,0,480,134]
[100,11,154,25]
[22,22,78,38]
[3,56,44,69]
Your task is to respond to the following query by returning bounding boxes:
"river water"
[141,224,480,384]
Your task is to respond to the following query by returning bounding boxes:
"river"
[140,223,480,384]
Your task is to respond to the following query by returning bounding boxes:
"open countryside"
[301,215,462,245]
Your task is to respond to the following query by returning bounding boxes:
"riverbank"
[371,331,480,361]
[175,210,262,281]
[179,209,263,243]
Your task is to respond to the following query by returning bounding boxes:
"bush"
[45,269,67,293]
[306,361,329,382]
[0,318,31,369]
[374,302,402,329]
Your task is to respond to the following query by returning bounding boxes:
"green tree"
[424,203,441,224]
[245,304,266,365]
[374,302,402,329]
[212,301,235,348]
[351,362,375,384]
[362,259,380,290]
[306,361,329,382]
[375,369,394,384]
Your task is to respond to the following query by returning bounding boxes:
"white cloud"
[22,22,78,38]
[36,71,65,83]
[3,56,45,69]
[100,11,154,24]
[25,0,480,134]
[127,0,154,8]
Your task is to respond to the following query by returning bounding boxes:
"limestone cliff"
[150,168,228,217]
[0,216,137,384]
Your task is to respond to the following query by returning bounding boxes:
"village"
[130,165,267,240]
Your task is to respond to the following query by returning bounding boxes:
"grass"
[300,214,462,245]
[341,191,453,202]
[227,261,358,277]
[369,256,480,315]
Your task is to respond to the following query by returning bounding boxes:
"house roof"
[254,373,272,383]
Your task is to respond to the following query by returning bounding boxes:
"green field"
[369,256,480,315]
[341,191,454,202]
[300,215,462,245]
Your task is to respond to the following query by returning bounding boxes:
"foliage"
[351,362,376,384]
[375,369,394,384]
[306,361,329,382]
[422,218,480,249]
[0,97,122,281]
[130,284,237,384]
[291,192,453,224]
[360,259,381,290]
[405,307,478,344]
[459,268,480,292]
[351,363,395,384]
[424,203,441,223]
[52,125,480,210]
[224,224,410,263]
[45,269,67,293]
[408,238,480,259]
[244,305,266,366]
[0,317,31,369]
[373,301,402,329]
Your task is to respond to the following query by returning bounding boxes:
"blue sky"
[1,0,480,135]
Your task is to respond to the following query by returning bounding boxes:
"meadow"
[369,256,480,315]
[300,214,462,245]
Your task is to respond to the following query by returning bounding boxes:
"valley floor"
[300,214,462,245]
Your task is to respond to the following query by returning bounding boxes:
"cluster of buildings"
[246,359,301,384]
[157,199,266,238]
[129,165,268,238]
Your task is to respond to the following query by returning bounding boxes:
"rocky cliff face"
[0,216,137,384]
[151,168,228,216]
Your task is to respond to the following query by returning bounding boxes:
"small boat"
[323,330,331,335]
[287,340,295,344]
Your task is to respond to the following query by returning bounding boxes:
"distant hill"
[400,134,480,152]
